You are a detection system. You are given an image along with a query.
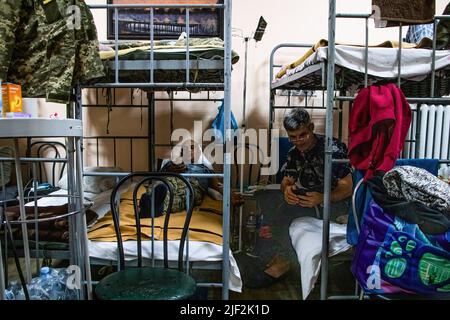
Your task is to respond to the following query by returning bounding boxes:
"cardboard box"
[1,83,22,117]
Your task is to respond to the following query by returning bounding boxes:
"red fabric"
[348,84,411,180]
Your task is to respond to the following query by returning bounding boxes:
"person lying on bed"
[259,108,353,279]
[139,139,242,218]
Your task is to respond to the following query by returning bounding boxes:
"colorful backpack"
[352,200,450,297]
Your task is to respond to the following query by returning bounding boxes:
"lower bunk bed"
[4,182,242,293]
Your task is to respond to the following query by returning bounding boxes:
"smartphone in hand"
[292,187,308,196]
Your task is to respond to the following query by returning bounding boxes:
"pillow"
[0,146,13,188]
[58,166,122,194]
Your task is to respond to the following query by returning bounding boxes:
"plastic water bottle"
[26,267,50,300]
[246,212,258,253]
[44,267,66,300]
[8,281,25,300]
[4,289,15,300]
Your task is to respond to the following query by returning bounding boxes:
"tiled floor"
[4,256,355,300]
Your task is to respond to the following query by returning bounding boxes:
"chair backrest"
[110,172,195,271]
[27,140,67,186]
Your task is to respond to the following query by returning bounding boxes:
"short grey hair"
[283,108,311,131]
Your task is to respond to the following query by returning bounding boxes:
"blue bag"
[211,100,238,142]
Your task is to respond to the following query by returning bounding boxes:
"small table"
[0,118,91,300]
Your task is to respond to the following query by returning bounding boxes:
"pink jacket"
[348,84,412,180]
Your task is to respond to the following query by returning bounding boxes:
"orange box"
[1,83,22,116]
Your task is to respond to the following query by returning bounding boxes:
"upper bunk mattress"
[98,37,239,87]
[272,42,450,97]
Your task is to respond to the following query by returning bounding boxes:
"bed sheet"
[289,216,352,299]
[24,188,112,227]
[275,45,450,83]
[89,239,242,292]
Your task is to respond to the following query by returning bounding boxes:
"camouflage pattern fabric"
[436,2,450,49]
[162,176,206,213]
[0,0,104,103]
[0,0,21,82]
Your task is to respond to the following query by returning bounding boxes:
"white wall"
[36,0,448,170]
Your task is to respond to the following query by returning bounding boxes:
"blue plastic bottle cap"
[40,267,50,275]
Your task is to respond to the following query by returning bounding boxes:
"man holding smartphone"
[281,108,353,208]
[258,108,352,279]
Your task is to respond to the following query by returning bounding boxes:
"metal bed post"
[148,92,156,171]
[320,0,336,301]
[431,18,438,98]
[185,189,190,275]
[75,84,93,299]
[31,163,40,276]
[75,136,93,300]
[364,17,369,88]
[0,163,6,300]
[67,135,84,300]
[398,23,403,88]
[114,8,119,85]
[13,139,32,284]
[150,8,155,85]
[222,0,232,300]
[186,7,190,84]
[151,184,155,267]
[67,101,85,299]
[243,36,249,129]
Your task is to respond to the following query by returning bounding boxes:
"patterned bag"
[383,165,450,213]
[352,200,450,296]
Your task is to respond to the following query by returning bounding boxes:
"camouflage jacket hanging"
[0,0,104,103]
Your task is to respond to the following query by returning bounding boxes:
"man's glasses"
[288,133,310,143]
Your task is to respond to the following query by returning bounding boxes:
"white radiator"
[403,104,450,161]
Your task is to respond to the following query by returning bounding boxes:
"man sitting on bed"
[259,108,353,279]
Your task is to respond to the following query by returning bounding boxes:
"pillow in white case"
[58,166,122,194]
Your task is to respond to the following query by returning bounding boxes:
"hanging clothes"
[372,0,435,28]
[405,24,434,46]
[436,2,450,49]
[0,0,104,103]
[348,83,412,181]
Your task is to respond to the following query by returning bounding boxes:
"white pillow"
[58,166,122,194]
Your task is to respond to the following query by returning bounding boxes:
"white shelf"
[0,118,83,138]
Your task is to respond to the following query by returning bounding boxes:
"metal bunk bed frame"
[77,1,234,300]
[269,1,450,300]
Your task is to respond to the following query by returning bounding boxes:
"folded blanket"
[88,188,224,245]
[99,37,240,65]
[6,204,97,243]
[372,0,435,27]
[275,39,419,79]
